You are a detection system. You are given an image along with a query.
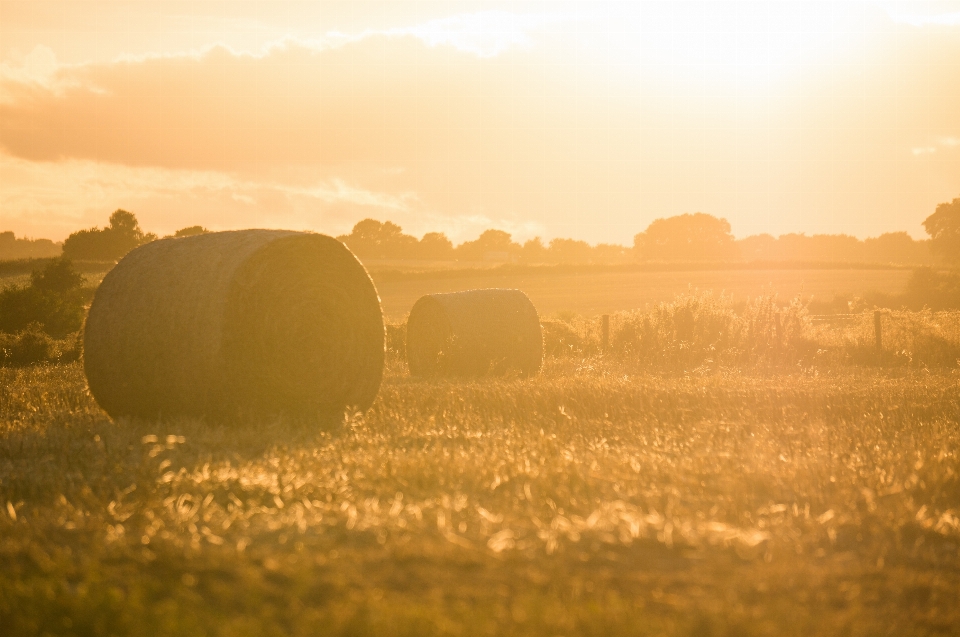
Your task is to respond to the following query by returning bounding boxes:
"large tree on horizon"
[634,213,739,262]
[923,197,960,264]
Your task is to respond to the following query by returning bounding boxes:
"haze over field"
[1,1,959,245]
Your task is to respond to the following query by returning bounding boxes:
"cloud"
[387,11,547,58]
[0,45,85,100]
[911,136,960,155]
[885,6,960,27]
[0,35,587,234]
[0,38,494,169]
[0,151,417,240]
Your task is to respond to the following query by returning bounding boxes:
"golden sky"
[1,1,958,244]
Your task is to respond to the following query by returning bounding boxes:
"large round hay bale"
[83,230,384,420]
[406,289,542,377]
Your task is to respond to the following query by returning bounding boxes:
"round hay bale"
[83,230,384,420]
[406,289,542,377]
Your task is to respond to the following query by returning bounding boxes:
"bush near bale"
[541,319,586,357]
[0,323,80,367]
[0,257,87,338]
[605,293,812,369]
[542,293,960,371]
[385,323,406,360]
[0,323,52,366]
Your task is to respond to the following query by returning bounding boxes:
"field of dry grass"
[3,343,960,635]
[372,267,913,320]
[0,263,914,322]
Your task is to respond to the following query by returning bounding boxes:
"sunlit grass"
[2,359,960,635]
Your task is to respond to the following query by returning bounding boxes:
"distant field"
[0,259,915,321]
[372,268,913,320]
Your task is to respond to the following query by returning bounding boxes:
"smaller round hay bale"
[83,230,384,420]
[406,289,542,377]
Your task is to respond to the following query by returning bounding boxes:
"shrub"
[0,324,54,366]
[0,257,86,337]
[541,320,587,357]
[608,293,811,369]
[385,324,406,360]
[902,268,960,310]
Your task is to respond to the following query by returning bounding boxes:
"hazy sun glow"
[0,1,958,243]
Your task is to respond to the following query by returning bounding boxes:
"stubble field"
[2,354,960,636]
[2,261,958,635]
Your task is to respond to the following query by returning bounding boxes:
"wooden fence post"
[601,314,610,354]
[874,310,882,354]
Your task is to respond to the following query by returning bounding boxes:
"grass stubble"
[2,351,960,636]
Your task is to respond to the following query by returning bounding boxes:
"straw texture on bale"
[84,230,384,420]
[406,289,542,377]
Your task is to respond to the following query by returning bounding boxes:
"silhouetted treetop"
[923,197,960,263]
[62,209,156,261]
[455,229,521,261]
[418,232,454,260]
[338,219,430,259]
[634,213,738,261]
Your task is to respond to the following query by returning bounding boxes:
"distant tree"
[548,238,592,263]
[418,232,454,260]
[62,209,156,260]
[0,257,85,337]
[923,197,960,264]
[174,225,209,238]
[456,229,520,261]
[338,219,419,259]
[337,220,379,257]
[862,232,932,264]
[634,213,738,261]
[521,237,547,263]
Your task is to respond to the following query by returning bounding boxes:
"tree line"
[0,232,62,260]
[2,197,958,265]
[338,204,959,265]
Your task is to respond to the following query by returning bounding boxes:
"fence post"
[874,310,882,354]
[775,312,783,346]
[601,314,610,354]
